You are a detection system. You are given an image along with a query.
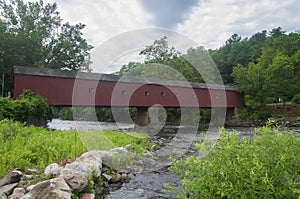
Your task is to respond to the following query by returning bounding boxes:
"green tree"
[232,62,267,107]
[0,0,93,94]
[266,53,297,102]
[115,61,143,76]
[210,34,253,84]
[140,35,180,64]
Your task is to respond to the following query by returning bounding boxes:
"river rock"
[8,187,25,199]
[79,193,95,199]
[0,170,22,187]
[80,146,130,170]
[76,151,102,177]
[121,174,127,183]
[59,168,87,193]
[102,174,112,182]
[25,185,34,193]
[23,175,32,180]
[26,169,38,175]
[65,162,92,176]
[0,183,18,195]
[105,171,181,199]
[110,174,121,183]
[22,177,71,199]
[44,163,62,176]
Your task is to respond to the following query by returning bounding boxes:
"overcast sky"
[44,0,300,72]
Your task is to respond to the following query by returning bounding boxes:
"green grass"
[266,101,294,106]
[0,120,151,177]
[77,130,151,153]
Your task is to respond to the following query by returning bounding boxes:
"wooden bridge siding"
[14,74,243,108]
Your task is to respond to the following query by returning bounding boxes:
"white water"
[48,119,134,131]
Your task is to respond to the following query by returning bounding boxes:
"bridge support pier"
[226,108,235,120]
[224,107,242,126]
[134,107,150,132]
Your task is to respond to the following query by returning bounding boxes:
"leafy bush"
[292,93,300,104]
[250,108,272,121]
[58,107,74,120]
[0,97,13,120]
[170,126,300,198]
[0,90,51,126]
[237,108,250,120]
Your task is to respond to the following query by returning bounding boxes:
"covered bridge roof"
[14,66,237,91]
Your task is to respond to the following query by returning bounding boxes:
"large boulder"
[59,168,88,193]
[76,151,103,177]
[21,177,71,199]
[86,145,130,169]
[65,162,92,176]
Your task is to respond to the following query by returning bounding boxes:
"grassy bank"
[0,120,151,177]
[170,125,300,198]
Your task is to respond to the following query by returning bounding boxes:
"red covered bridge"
[14,66,243,129]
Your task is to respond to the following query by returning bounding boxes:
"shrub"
[0,97,13,120]
[292,93,300,104]
[170,126,300,198]
[0,89,51,126]
[250,108,271,121]
[58,107,74,120]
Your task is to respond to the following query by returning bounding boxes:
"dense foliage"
[0,120,151,177]
[211,27,300,119]
[0,0,93,94]
[55,107,137,123]
[0,89,51,125]
[170,126,300,198]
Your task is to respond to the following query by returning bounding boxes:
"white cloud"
[46,0,153,46]
[176,0,300,49]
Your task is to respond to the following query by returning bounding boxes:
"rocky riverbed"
[105,168,181,199]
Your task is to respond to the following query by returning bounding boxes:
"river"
[48,119,300,137]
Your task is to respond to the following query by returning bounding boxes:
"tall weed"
[0,120,150,177]
[170,126,300,198]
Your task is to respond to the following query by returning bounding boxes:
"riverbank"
[226,104,300,127]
